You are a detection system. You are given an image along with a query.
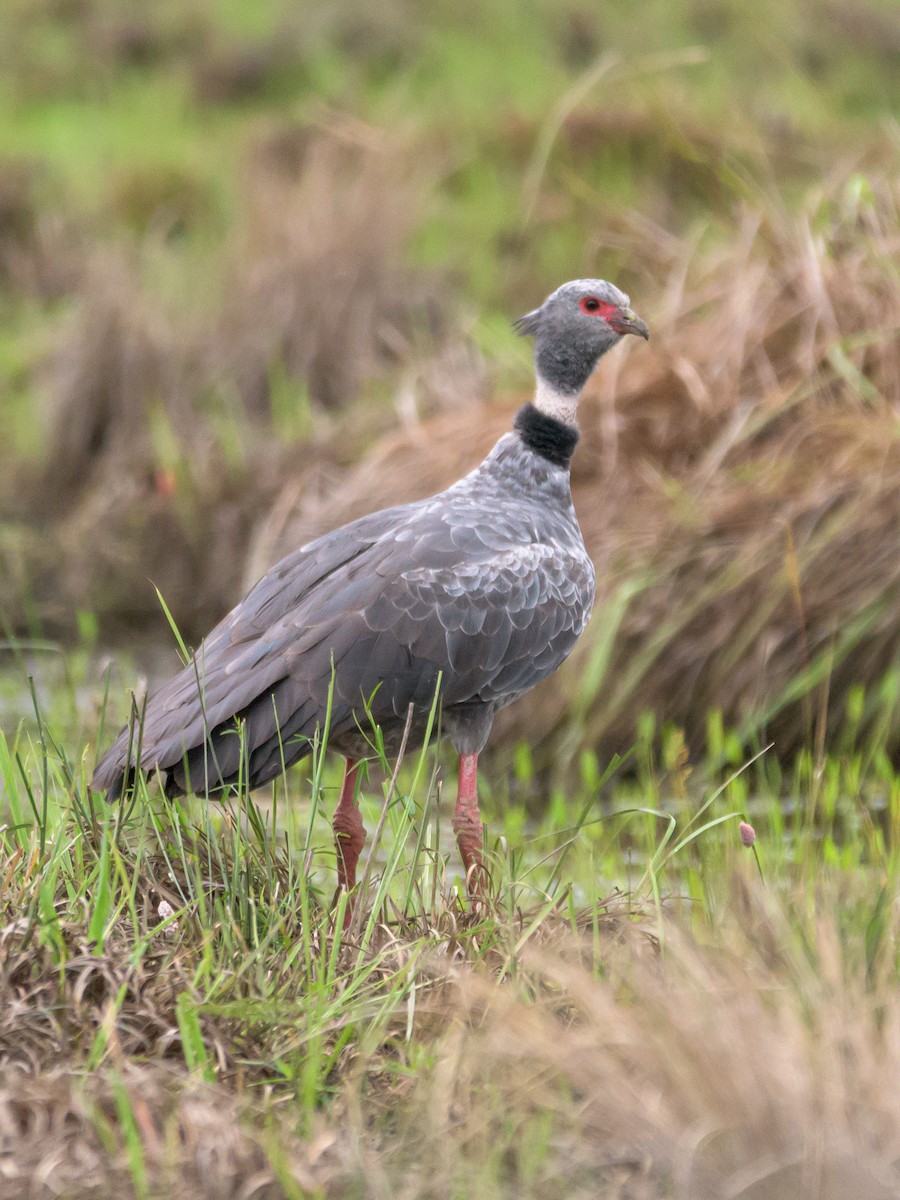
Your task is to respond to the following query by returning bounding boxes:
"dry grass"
[218,113,433,414]
[4,867,900,1198]
[0,1066,324,1199]
[259,170,900,760]
[0,119,435,638]
[2,144,897,758]
[0,158,80,300]
[395,881,900,1200]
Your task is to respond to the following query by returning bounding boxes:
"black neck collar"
[513,404,579,469]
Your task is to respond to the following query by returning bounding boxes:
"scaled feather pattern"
[92,425,595,798]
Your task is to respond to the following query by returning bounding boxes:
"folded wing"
[92,500,593,798]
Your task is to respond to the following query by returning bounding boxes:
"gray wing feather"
[92,492,594,797]
[92,505,410,793]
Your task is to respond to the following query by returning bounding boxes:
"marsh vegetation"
[1,0,898,1195]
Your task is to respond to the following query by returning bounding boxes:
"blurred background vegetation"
[1,0,898,765]
[0,7,899,1195]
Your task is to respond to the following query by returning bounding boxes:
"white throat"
[534,375,579,426]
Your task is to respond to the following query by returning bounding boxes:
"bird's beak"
[610,307,649,340]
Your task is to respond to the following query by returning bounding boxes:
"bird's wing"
[90,503,413,792]
[93,501,594,795]
[199,528,595,789]
[248,512,595,756]
[357,535,595,713]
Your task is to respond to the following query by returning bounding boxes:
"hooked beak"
[610,306,649,340]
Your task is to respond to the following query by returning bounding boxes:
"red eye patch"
[579,296,618,318]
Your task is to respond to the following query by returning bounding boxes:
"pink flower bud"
[739,821,756,848]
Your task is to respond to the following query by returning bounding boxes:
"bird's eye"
[580,296,601,314]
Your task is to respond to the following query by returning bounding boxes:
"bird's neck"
[513,403,579,469]
[533,375,579,427]
[532,328,619,425]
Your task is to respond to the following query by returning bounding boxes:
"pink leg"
[333,758,365,897]
[452,752,485,895]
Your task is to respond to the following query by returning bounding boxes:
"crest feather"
[513,308,542,337]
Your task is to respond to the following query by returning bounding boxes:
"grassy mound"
[2,698,899,1197]
[4,167,896,762]
[256,173,900,762]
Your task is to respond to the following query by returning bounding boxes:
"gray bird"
[92,280,648,896]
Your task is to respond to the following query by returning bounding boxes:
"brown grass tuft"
[2,854,899,1198]
[220,112,433,413]
[394,885,900,1199]
[0,158,80,299]
[0,1065,328,1199]
[259,171,900,760]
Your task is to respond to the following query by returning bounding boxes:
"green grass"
[1,0,895,306]
[1,636,899,1194]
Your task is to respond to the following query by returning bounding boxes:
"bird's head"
[514,279,648,405]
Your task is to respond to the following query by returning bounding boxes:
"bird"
[92,279,648,898]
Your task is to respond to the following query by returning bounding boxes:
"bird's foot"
[453,751,487,900]
[452,810,486,900]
